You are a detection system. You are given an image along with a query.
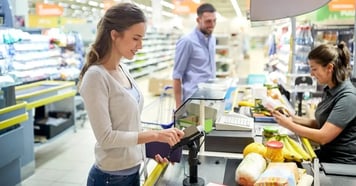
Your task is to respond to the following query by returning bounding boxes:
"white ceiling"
[27,0,248,21]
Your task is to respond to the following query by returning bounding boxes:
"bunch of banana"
[301,137,317,159]
[281,135,311,162]
[237,100,255,107]
[268,135,311,162]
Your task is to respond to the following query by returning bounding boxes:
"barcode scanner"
[169,125,205,186]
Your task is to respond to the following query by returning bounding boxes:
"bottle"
[236,90,244,103]
[243,87,253,103]
[262,126,279,144]
[264,140,284,162]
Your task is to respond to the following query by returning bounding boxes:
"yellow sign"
[28,15,86,28]
[29,15,60,28]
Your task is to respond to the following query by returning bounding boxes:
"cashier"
[273,42,356,164]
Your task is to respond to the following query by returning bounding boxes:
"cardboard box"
[148,77,173,96]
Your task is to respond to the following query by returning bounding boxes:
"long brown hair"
[308,41,352,85]
[78,3,146,82]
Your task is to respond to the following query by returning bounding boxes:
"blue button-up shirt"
[173,27,216,102]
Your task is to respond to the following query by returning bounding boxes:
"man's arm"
[172,36,192,109]
[173,79,182,109]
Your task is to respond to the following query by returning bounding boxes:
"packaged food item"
[255,162,299,186]
[262,126,279,144]
[235,153,267,186]
[264,140,284,162]
[297,173,313,186]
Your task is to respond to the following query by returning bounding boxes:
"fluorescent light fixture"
[88,0,99,7]
[161,1,175,9]
[134,2,175,18]
[75,0,86,3]
[162,11,175,17]
[230,0,242,17]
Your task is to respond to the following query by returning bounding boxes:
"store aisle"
[235,48,267,80]
[21,48,267,186]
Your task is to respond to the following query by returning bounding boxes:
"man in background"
[172,3,217,108]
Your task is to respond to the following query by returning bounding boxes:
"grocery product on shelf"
[294,25,313,74]
[123,28,180,78]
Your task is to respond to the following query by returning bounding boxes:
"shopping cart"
[140,85,177,184]
[141,85,175,129]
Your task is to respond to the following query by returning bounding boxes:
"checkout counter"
[0,80,76,185]
[145,80,356,186]
[0,102,28,186]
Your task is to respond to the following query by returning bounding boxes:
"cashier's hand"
[273,109,294,129]
[157,128,185,147]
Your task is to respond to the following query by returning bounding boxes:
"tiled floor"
[21,48,267,186]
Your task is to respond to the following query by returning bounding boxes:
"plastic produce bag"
[235,153,267,186]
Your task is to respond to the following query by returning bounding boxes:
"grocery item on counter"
[282,135,311,161]
[265,140,284,162]
[262,126,279,144]
[242,142,266,157]
[235,153,267,186]
[297,174,314,186]
[267,134,312,162]
[300,137,317,160]
[255,162,299,186]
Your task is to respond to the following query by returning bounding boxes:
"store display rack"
[215,34,235,77]
[123,30,180,79]
[293,25,313,74]
[311,25,354,66]
[11,34,62,83]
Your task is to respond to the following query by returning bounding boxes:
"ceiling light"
[161,1,175,9]
[230,0,242,17]
[162,11,175,17]
[88,1,99,7]
[70,4,80,9]
[75,0,86,3]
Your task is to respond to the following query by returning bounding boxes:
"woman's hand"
[154,154,170,164]
[272,109,293,129]
[157,128,185,147]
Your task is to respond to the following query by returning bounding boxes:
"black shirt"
[315,80,356,164]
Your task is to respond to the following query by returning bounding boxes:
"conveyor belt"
[16,84,58,97]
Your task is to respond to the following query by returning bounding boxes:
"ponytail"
[334,41,352,83]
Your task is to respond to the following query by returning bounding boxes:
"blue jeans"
[87,165,140,186]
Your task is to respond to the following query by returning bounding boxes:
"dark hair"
[79,3,146,81]
[308,41,352,85]
[197,3,216,16]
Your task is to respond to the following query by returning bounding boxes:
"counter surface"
[156,155,240,186]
